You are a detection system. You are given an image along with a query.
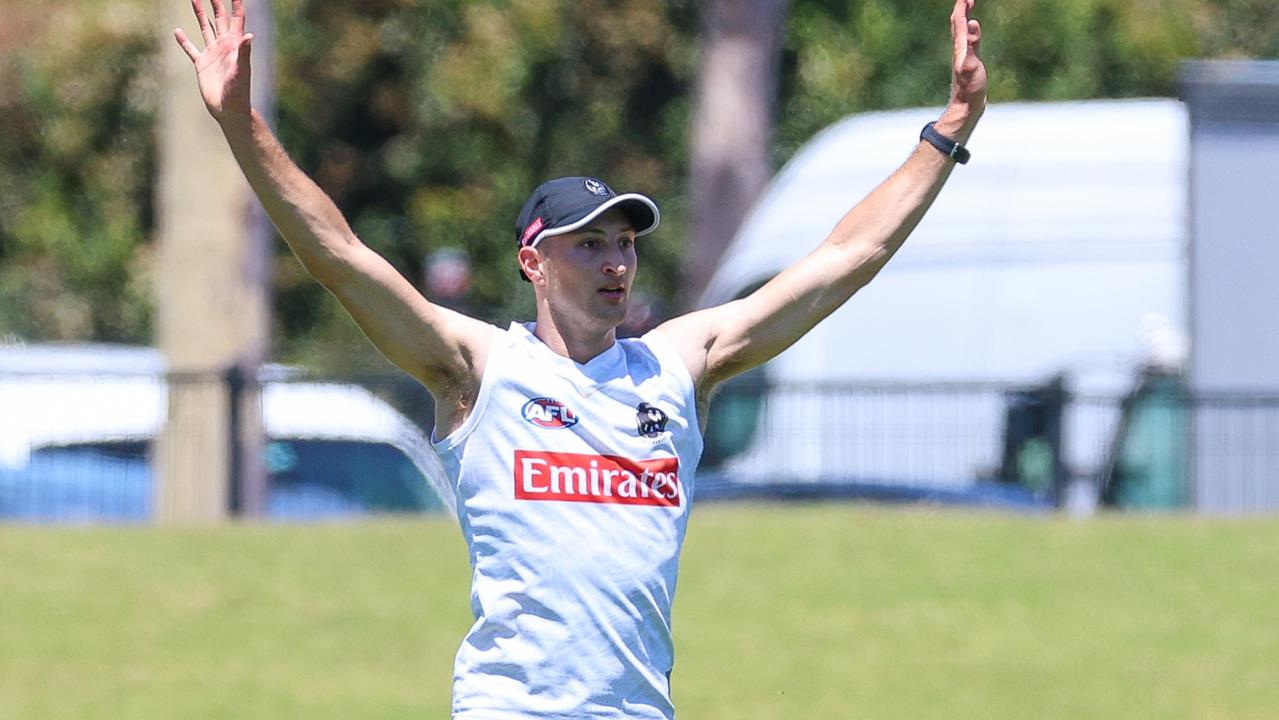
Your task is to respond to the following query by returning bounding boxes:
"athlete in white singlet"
[438,318,700,718]
[175,1,987,717]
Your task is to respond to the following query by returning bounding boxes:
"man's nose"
[603,247,627,275]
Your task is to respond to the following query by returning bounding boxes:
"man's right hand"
[175,0,254,124]
[171,0,492,433]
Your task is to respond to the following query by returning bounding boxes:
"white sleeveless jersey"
[433,322,703,720]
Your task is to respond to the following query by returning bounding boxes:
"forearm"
[826,103,978,288]
[218,110,360,285]
[677,0,988,389]
[692,107,976,384]
[811,0,985,291]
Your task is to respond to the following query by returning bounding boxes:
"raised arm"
[658,0,987,401]
[174,0,491,427]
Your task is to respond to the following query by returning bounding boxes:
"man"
[175,0,986,717]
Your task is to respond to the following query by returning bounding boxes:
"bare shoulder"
[409,303,503,403]
[653,287,797,395]
[426,310,503,436]
[651,304,736,390]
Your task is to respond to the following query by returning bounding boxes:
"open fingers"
[210,0,231,36]
[968,19,981,58]
[191,0,216,45]
[174,28,201,63]
[230,0,246,35]
[950,0,969,63]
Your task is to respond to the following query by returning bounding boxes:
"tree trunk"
[155,1,273,522]
[683,0,789,308]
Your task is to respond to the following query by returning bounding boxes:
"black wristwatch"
[920,121,970,164]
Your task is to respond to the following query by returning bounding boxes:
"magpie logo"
[584,178,611,197]
[635,402,669,438]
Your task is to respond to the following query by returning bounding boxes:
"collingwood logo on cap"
[583,178,611,197]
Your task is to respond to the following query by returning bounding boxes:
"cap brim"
[530,193,660,248]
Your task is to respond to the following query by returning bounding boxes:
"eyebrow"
[579,228,636,238]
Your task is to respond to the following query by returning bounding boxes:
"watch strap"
[920,121,971,164]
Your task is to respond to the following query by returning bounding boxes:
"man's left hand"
[940,0,987,140]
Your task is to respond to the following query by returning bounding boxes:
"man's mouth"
[598,286,626,302]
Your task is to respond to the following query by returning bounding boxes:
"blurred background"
[2,2,1279,718]
[3,0,1277,521]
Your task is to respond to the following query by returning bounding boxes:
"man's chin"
[593,296,629,325]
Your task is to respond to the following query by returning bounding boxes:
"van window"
[265,439,441,513]
[27,439,441,515]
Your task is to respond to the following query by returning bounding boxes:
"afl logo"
[522,397,579,429]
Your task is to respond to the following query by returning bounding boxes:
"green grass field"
[2,504,1277,719]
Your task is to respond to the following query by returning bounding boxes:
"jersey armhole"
[640,328,701,435]
[432,323,506,453]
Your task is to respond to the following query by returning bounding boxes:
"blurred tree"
[774,0,1238,157]
[2,0,1277,370]
[684,0,789,308]
[0,2,158,342]
[267,0,698,370]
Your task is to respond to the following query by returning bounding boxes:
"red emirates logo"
[514,450,681,507]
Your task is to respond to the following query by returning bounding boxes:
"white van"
[697,99,1189,503]
[0,343,454,521]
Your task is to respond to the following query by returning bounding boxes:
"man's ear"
[518,246,546,285]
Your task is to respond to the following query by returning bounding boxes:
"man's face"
[528,208,638,332]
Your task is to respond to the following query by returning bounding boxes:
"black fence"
[3,365,1277,522]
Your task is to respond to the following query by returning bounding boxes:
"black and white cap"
[515,176,660,250]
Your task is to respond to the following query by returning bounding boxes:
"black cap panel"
[532,194,660,247]
[515,176,660,249]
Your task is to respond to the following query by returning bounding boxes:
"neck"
[533,304,617,364]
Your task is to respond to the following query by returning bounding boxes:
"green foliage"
[2,0,1277,366]
[0,2,158,342]
[780,0,950,156]
[268,0,698,366]
[777,0,1224,156]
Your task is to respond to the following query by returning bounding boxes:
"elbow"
[298,252,350,289]
[822,240,889,294]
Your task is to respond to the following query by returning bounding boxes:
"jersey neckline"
[510,322,626,383]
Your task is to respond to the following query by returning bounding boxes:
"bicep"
[323,244,492,394]
[698,243,872,386]
[687,141,957,388]
[654,284,823,394]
